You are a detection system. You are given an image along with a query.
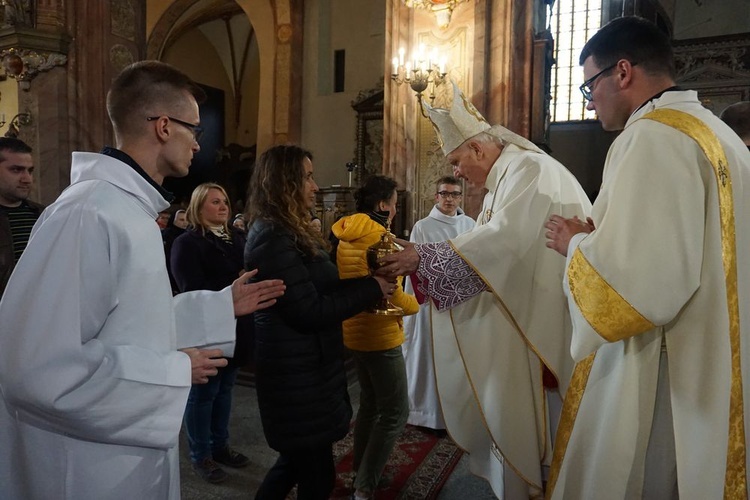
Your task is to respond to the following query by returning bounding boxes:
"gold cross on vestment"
[718,161,729,187]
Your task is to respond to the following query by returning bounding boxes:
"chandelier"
[402,0,467,29]
[391,45,448,117]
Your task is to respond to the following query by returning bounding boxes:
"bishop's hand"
[376,243,419,277]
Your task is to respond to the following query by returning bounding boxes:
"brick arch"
[146,0,299,153]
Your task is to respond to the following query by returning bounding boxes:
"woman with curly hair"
[244,145,394,500]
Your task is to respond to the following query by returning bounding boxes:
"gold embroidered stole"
[546,108,747,498]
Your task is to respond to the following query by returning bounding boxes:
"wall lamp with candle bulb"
[0,111,31,137]
[390,44,447,118]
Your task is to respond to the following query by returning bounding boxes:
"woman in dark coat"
[161,209,187,294]
[171,183,252,484]
[244,145,393,500]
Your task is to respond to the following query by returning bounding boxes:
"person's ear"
[468,140,483,159]
[152,116,171,142]
[616,59,635,89]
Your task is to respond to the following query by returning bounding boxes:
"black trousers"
[254,444,336,500]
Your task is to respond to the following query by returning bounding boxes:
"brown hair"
[106,61,206,138]
[186,183,231,234]
[579,17,675,79]
[246,144,327,255]
[435,175,460,191]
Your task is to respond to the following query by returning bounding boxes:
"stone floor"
[179,375,498,499]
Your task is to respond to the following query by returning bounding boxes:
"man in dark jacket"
[0,137,43,298]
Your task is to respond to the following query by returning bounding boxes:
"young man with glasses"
[402,176,474,432]
[0,61,286,500]
[379,83,591,499]
[545,17,750,499]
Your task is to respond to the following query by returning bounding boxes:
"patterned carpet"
[289,424,463,500]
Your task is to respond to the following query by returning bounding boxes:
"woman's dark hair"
[354,175,397,213]
[246,144,327,255]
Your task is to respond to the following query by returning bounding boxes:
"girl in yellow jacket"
[331,175,418,500]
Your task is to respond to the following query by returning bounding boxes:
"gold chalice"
[366,220,404,316]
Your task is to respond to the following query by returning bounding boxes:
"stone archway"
[146,0,299,153]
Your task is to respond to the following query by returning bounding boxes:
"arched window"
[550,1,602,122]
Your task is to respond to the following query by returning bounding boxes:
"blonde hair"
[185,182,231,234]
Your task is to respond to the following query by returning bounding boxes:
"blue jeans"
[352,346,409,493]
[184,362,240,463]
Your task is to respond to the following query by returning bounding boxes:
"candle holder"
[345,162,358,188]
[391,45,448,118]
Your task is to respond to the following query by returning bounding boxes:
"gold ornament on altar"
[366,220,404,316]
[402,0,467,29]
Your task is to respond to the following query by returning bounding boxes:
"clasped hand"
[544,215,595,256]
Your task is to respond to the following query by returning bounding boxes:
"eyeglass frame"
[437,190,463,199]
[579,61,638,102]
[146,115,204,142]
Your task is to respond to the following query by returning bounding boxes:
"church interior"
[2,0,748,232]
[1,0,749,497]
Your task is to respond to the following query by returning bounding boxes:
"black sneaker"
[212,446,250,468]
[192,457,229,483]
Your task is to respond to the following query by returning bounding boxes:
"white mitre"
[423,82,545,156]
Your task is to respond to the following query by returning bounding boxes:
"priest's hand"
[377,243,419,277]
[545,215,595,257]
[181,347,228,384]
[232,269,286,317]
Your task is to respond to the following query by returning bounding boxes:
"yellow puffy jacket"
[331,213,418,352]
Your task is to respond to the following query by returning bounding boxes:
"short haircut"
[580,17,675,80]
[436,176,460,190]
[720,102,750,141]
[106,61,206,138]
[354,175,398,213]
[0,137,32,162]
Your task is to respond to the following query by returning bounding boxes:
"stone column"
[0,0,145,204]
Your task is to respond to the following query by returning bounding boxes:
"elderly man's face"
[446,142,490,188]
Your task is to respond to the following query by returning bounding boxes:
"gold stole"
[546,109,747,498]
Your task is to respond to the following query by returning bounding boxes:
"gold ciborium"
[366,220,404,316]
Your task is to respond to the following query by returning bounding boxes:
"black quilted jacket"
[244,219,381,451]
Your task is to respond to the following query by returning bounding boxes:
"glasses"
[579,63,618,101]
[579,62,638,101]
[147,116,204,142]
[437,191,462,199]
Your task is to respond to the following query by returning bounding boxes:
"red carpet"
[328,424,463,500]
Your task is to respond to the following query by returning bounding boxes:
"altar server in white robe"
[545,17,750,499]
[402,175,474,430]
[379,83,591,499]
[0,61,285,500]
